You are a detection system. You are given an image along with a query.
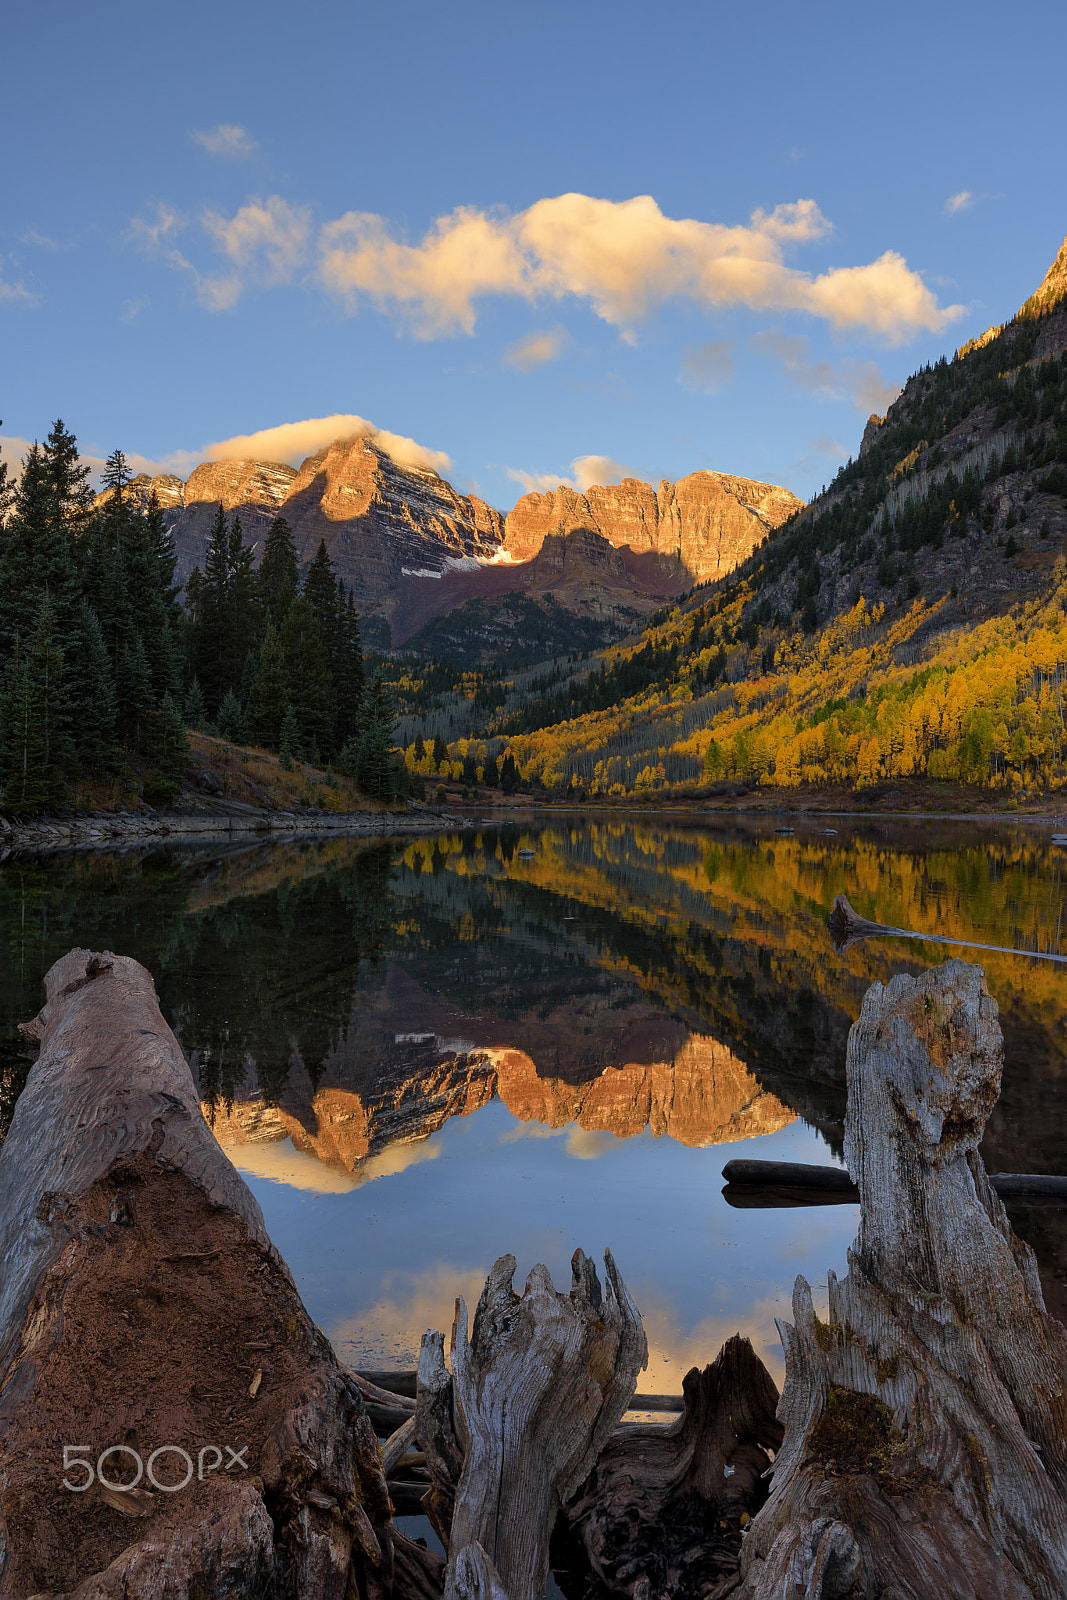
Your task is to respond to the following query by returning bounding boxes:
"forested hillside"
[0,427,397,811]
[397,257,1067,804]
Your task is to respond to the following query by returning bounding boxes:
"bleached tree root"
[0,949,393,1600]
[442,1249,648,1600]
[737,960,1067,1600]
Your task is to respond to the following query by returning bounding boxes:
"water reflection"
[0,815,1064,1361]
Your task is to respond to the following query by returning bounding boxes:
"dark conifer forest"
[0,422,396,810]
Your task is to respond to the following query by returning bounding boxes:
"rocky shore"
[0,797,456,857]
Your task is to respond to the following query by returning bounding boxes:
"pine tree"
[154,691,190,790]
[258,516,299,625]
[68,602,118,765]
[249,625,289,748]
[194,505,230,712]
[432,733,448,768]
[227,515,260,686]
[42,419,94,528]
[334,587,365,747]
[0,599,73,810]
[118,633,155,751]
[280,595,336,758]
[0,441,78,650]
[279,703,300,767]
[217,687,246,742]
[184,677,208,730]
[356,678,395,801]
[1,640,46,813]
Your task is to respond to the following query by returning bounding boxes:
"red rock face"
[102,434,800,637]
[504,471,802,583]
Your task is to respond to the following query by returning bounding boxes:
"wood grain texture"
[0,948,394,1600]
[738,959,1067,1600]
[567,1337,784,1599]
[444,1248,647,1600]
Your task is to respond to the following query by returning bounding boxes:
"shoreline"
[2,797,1065,858]
[0,802,459,857]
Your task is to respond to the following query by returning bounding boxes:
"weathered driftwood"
[829,890,1067,965]
[737,959,1067,1600]
[413,1329,468,1551]
[566,1336,784,1600]
[443,1249,648,1600]
[0,948,393,1600]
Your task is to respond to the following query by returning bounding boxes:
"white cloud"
[129,195,309,311]
[317,192,960,343]
[679,339,735,394]
[198,415,451,474]
[503,327,569,371]
[0,271,38,307]
[944,190,974,216]
[120,295,150,325]
[192,123,258,160]
[753,329,901,414]
[506,452,634,496]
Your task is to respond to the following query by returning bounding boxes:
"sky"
[2,0,1066,511]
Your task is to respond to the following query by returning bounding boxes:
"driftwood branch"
[0,948,393,1600]
[829,891,1067,964]
[737,959,1067,1599]
[444,1249,648,1600]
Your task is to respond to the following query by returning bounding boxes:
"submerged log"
[737,959,1067,1600]
[828,891,1067,966]
[0,948,394,1600]
[566,1336,784,1600]
[444,1249,648,1600]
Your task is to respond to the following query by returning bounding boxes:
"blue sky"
[3,0,1065,509]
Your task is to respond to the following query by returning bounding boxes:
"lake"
[1,814,1064,1400]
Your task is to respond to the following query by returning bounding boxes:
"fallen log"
[721,1158,1067,1206]
[736,959,1067,1599]
[0,948,394,1600]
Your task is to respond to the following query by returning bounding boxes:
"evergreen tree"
[0,600,72,810]
[226,515,260,685]
[184,676,207,729]
[42,419,94,528]
[193,505,230,711]
[249,624,289,748]
[154,691,190,787]
[0,441,77,650]
[279,703,300,767]
[258,516,299,625]
[1,640,46,812]
[356,678,396,801]
[432,733,448,768]
[118,633,154,751]
[67,602,118,765]
[334,587,365,747]
[280,595,336,757]
[218,687,245,742]
[101,447,131,505]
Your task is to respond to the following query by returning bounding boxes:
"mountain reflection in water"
[0,816,1064,1375]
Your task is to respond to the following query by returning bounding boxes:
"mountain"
[504,472,801,580]
[109,430,800,655]
[435,232,1067,801]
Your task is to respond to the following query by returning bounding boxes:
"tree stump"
[737,959,1067,1600]
[0,949,393,1600]
[566,1336,784,1599]
[443,1249,648,1600]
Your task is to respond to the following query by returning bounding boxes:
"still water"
[1,815,1065,1391]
